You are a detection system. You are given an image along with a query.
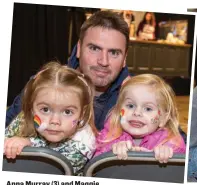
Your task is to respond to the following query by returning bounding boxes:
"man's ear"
[123,52,127,67]
[76,40,81,58]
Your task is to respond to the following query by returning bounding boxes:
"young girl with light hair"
[4,61,98,175]
[95,74,185,163]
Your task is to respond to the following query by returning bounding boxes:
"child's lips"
[46,129,61,135]
[128,120,145,128]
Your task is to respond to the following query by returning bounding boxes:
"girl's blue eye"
[144,107,153,112]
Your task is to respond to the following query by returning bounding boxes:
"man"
[6,10,130,131]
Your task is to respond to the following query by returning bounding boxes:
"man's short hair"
[79,10,129,52]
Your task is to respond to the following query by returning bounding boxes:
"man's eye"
[63,109,73,115]
[89,45,100,52]
[109,50,120,57]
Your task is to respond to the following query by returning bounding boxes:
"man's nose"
[97,51,109,67]
[49,113,61,125]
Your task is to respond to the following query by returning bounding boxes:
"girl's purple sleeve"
[94,121,132,157]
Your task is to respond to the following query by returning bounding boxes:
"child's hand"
[4,137,31,159]
[112,140,132,160]
[154,145,173,163]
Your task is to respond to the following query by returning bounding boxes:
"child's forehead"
[34,86,82,109]
[36,86,80,100]
[125,84,155,94]
[124,84,160,103]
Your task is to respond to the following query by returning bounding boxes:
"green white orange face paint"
[120,109,127,124]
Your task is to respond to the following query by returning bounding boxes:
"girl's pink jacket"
[94,119,186,157]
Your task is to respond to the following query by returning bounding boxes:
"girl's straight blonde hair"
[106,74,180,141]
[18,61,98,137]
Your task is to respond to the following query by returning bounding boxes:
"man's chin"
[93,78,112,88]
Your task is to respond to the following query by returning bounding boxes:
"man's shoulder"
[67,45,79,69]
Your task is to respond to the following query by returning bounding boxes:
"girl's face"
[120,84,166,138]
[32,86,82,143]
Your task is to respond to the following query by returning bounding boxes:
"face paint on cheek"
[150,107,162,125]
[37,122,48,132]
[120,109,127,124]
[34,115,48,132]
[72,120,78,128]
[151,116,160,125]
[34,115,41,129]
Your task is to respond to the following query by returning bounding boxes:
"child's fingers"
[121,143,128,160]
[116,142,124,159]
[117,142,128,160]
[126,140,132,150]
[155,146,173,163]
[4,139,9,154]
[10,145,18,159]
[4,138,23,159]
[16,144,24,155]
[162,147,173,163]
[160,146,168,163]
[169,147,173,158]
[158,146,166,163]
[154,146,160,161]
[4,139,15,158]
[11,142,26,158]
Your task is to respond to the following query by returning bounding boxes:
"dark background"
[6,3,196,106]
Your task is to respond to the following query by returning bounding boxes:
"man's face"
[77,27,127,90]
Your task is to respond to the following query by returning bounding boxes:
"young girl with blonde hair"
[95,74,185,163]
[4,61,98,175]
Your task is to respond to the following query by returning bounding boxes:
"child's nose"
[49,113,61,125]
[133,107,142,117]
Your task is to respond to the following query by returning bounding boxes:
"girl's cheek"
[151,116,160,125]
[120,109,126,124]
[72,119,78,128]
[150,110,161,125]
[33,115,48,132]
